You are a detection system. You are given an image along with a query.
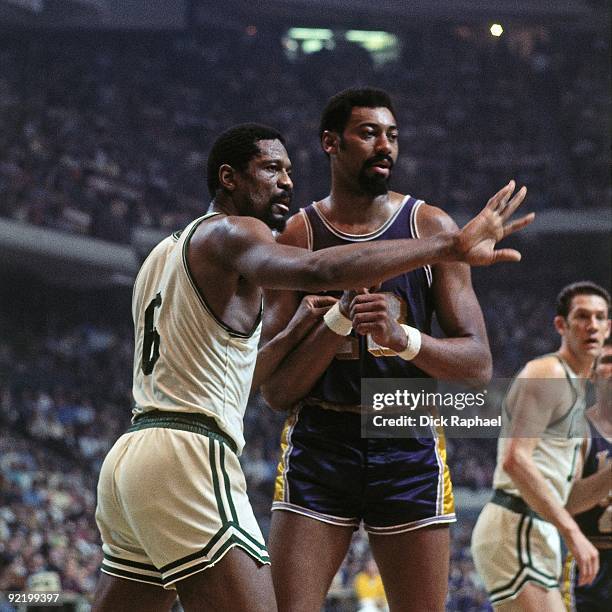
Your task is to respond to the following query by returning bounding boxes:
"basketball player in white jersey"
[471,282,610,611]
[93,123,533,612]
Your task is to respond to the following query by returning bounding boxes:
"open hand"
[565,527,600,587]
[455,181,534,266]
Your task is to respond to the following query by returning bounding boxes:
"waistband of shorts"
[491,489,547,522]
[128,410,237,453]
[587,536,612,551]
[300,398,362,414]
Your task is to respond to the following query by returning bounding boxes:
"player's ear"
[322,130,340,155]
[219,164,236,191]
[553,315,567,336]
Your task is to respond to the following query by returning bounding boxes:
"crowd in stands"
[0,25,608,244]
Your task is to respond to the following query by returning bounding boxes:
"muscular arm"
[405,205,492,384]
[259,214,348,410]
[259,206,491,409]
[344,205,491,385]
[216,215,458,292]
[251,294,336,394]
[501,358,599,585]
[209,180,531,293]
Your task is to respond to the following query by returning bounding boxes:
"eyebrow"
[572,307,608,315]
[357,122,398,130]
[258,157,292,169]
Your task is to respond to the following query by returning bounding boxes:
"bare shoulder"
[518,355,566,380]
[276,209,310,248]
[414,202,458,237]
[192,214,274,254]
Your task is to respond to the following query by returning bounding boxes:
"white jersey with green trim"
[131,213,261,454]
[493,354,587,505]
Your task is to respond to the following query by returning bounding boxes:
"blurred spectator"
[354,558,388,612]
[0,25,608,244]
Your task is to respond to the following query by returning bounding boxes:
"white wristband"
[396,324,422,361]
[323,302,353,336]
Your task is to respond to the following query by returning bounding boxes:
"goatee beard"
[358,171,389,196]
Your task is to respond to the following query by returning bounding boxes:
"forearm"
[505,451,579,536]
[411,335,492,385]
[252,313,319,392]
[250,233,458,292]
[566,468,612,516]
[261,322,345,410]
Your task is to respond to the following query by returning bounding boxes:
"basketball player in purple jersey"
[565,337,612,611]
[261,88,520,611]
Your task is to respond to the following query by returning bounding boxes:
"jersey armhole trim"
[410,200,433,287]
[548,355,579,429]
[299,208,313,251]
[181,215,263,339]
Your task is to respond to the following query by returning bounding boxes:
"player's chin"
[264,211,287,233]
[584,341,603,355]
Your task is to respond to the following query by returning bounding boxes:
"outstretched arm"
[257,181,532,407]
[213,181,532,292]
[258,181,532,407]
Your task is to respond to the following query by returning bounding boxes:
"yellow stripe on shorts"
[274,410,299,503]
[435,425,455,516]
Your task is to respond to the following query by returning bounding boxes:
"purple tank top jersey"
[301,195,434,406]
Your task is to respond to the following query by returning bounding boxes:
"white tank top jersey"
[131,213,262,454]
[493,355,587,505]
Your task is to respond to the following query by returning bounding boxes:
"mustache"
[364,154,394,169]
[272,189,293,203]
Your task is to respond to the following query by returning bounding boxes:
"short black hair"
[555,281,610,318]
[206,123,285,197]
[319,87,396,141]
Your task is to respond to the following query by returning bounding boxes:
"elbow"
[477,357,493,386]
[469,347,492,387]
[261,384,292,412]
[502,450,523,477]
[457,350,492,387]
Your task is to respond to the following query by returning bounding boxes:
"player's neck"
[325,183,396,226]
[557,345,593,378]
[209,195,239,218]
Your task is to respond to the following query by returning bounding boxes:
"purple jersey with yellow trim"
[271,196,455,531]
[301,195,433,406]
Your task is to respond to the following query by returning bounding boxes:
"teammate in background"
[564,337,612,611]
[471,282,610,611]
[260,88,523,611]
[92,123,533,612]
